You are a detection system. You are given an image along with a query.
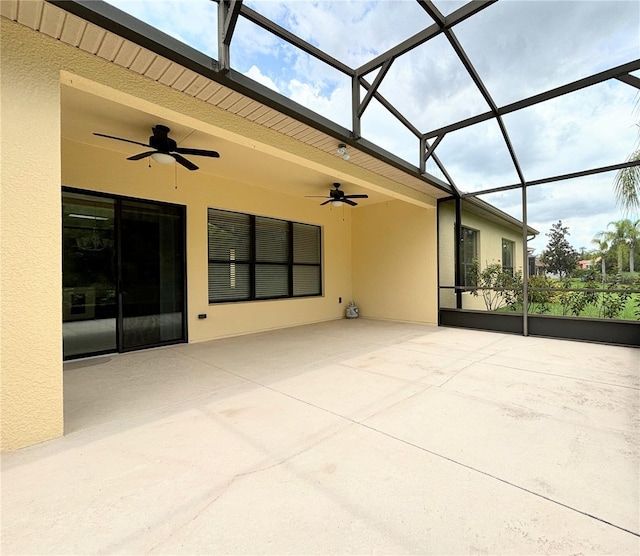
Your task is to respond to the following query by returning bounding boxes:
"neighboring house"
[577,258,599,270]
[528,254,546,277]
[439,198,538,311]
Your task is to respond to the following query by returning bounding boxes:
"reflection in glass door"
[62,191,186,359]
[120,200,185,351]
[62,192,117,357]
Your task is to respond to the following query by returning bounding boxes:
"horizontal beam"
[424,59,640,139]
[46,0,454,196]
[462,159,640,197]
[357,0,496,77]
[239,4,354,76]
[616,73,640,90]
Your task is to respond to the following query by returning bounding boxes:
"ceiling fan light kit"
[93,124,220,171]
[151,152,175,165]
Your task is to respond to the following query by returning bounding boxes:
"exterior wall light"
[337,144,350,160]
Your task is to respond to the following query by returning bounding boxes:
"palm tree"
[614,100,639,215]
[626,219,640,273]
[591,234,609,282]
[614,149,640,215]
[604,220,629,274]
[604,219,639,273]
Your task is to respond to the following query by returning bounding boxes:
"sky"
[105,0,640,256]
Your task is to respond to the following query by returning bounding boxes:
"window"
[207,209,321,302]
[461,226,478,287]
[502,238,515,275]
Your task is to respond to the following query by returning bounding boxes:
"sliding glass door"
[62,190,186,359]
[62,192,117,357]
[120,200,185,351]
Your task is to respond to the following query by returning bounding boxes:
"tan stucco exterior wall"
[438,201,526,311]
[1,18,64,451]
[1,18,440,451]
[62,139,354,341]
[352,201,437,324]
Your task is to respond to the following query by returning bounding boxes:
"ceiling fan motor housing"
[330,183,345,200]
[150,125,176,153]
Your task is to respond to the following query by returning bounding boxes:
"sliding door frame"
[62,186,188,359]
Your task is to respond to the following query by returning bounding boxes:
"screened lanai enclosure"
[50,0,640,346]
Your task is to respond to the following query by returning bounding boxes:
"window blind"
[208,209,322,302]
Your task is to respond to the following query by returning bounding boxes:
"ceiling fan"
[93,124,220,171]
[307,183,369,206]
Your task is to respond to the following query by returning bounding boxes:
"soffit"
[1,0,447,203]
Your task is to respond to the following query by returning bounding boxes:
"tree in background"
[614,100,639,215]
[541,220,579,279]
[626,219,640,273]
[591,234,609,282]
[603,219,639,273]
[614,150,640,215]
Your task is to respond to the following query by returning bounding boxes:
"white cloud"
[105,0,218,57]
[104,0,639,228]
[244,65,280,93]
[286,79,351,127]
[478,173,626,256]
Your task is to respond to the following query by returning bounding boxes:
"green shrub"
[470,261,522,311]
[619,272,639,285]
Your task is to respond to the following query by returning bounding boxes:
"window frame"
[461,226,479,288]
[502,238,515,276]
[207,208,322,303]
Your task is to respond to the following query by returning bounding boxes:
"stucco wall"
[62,139,353,341]
[438,201,526,311]
[1,18,64,451]
[1,17,438,451]
[352,201,437,324]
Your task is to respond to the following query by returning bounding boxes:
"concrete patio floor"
[1,319,639,554]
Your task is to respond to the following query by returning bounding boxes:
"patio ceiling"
[3,0,639,203]
[59,85,392,204]
[40,0,640,201]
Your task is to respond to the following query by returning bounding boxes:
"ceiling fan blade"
[127,151,156,161]
[320,200,332,206]
[172,153,199,171]
[344,194,369,199]
[94,133,150,148]
[305,195,331,198]
[175,147,220,158]
[344,199,358,206]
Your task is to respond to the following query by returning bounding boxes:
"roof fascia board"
[47,0,220,73]
[45,0,454,196]
[465,197,539,236]
[220,70,454,193]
